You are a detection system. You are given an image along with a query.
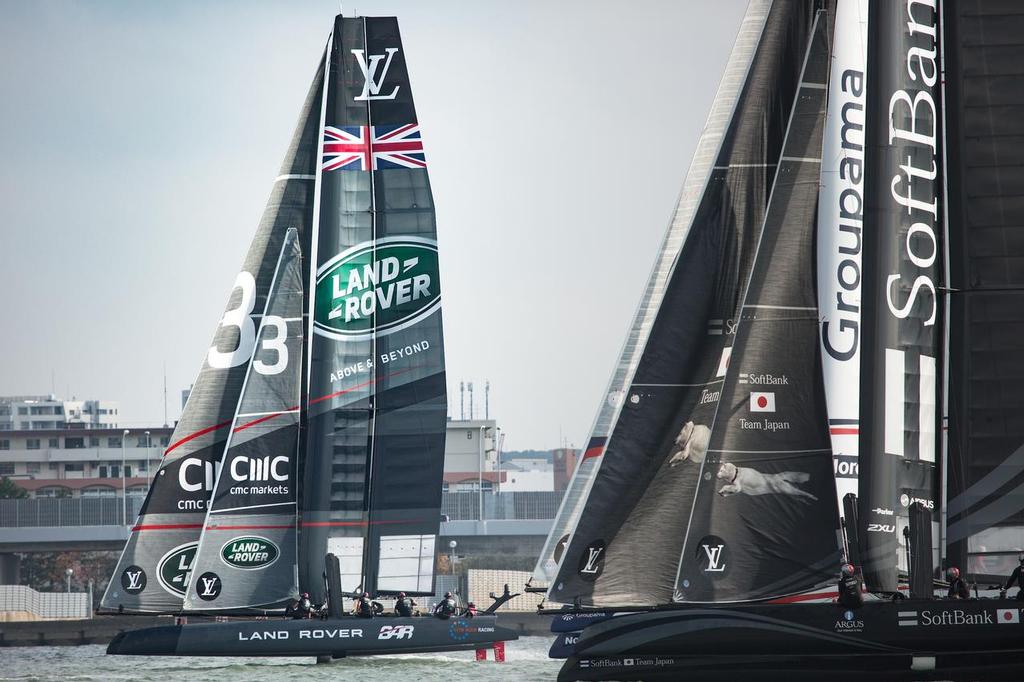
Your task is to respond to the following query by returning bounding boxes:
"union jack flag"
[321,123,426,171]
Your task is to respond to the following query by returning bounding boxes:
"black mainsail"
[100,58,325,614]
[858,0,942,592]
[301,16,446,600]
[548,0,818,607]
[183,230,304,611]
[674,12,840,602]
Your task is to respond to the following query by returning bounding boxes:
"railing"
[0,492,562,527]
[0,585,91,620]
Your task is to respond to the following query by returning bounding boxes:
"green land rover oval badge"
[220,536,280,570]
[157,542,198,596]
[314,237,441,340]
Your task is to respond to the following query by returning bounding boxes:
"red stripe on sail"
[132,523,204,532]
[300,520,411,527]
[206,524,295,530]
[164,420,234,456]
[767,590,840,604]
[583,446,605,459]
[830,428,858,435]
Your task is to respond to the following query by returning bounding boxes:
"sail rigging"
[548,0,819,607]
[183,229,304,611]
[674,11,839,603]
[100,56,326,614]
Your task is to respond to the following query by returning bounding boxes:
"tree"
[0,477,28,499]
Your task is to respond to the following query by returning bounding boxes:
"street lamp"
[448,540,457,577]
[65,567,73,593]
[121,429,129,525]
[144,430,151,485]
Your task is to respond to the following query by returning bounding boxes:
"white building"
[0,395,120,431]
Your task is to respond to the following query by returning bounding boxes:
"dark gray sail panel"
[858,0,942,592]
[943,1,1024,575]
[302,16,445,600]
[101,56,325,614]
[674,13,840,602]
[184,230,304,611]
[549,0,817,607]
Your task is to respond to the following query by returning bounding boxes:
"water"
[0,638,560,682]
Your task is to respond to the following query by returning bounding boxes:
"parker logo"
[196,571,222,601]
[314,237,440,340]
[577,540,606,581]
[221,536,280,570]
[696,535,729,576]
[157,542,198,597]
[120,565,147,595]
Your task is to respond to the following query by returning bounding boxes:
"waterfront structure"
[0,396,120,432]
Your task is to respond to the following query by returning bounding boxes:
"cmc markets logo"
[577,540,606,581]
[221,536,280,570]
[314,237,440,341]
[696,535,729,576]
[157,542,198,597]
[120,565,147,595]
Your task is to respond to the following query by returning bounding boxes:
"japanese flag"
[716,347,732,378]
[998,608,1020,624]
[750,392,776,413]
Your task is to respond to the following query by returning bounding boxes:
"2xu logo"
[221,537,280,570]
[314,237,441,341]
[378,625,415,640]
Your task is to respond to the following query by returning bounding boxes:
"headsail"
[943,1,1024,574]
[183,229,304,611]
[302,16,446,600]
[100,56,325,614]
[674,12,840,602]
[858,0,942,592]
[548,0,818,607]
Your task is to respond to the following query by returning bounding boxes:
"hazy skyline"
[0,0,747,450]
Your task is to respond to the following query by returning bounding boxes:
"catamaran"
[100,13,517,658]
[534,0,1024,679]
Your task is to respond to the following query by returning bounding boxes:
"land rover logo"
[120,565,147,594]
[221,536,280,570]
[577,540,606,581]
[314,237,440,340]
[157,542,198,597]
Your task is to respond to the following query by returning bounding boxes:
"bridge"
[0,493,559,582]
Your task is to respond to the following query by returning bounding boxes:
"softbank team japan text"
[328,339,431,383]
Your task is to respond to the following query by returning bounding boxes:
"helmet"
[467,602,475,607]
[301,592,309,598]
[445,591,453,598]
[840,563,855,578]
[398,592,406,598]
[363,591,370,598]
[947,567,960,580]
[1018,553,1024,565]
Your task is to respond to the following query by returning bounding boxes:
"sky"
[0,0,748,451]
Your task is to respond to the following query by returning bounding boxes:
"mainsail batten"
[548,0,819,607]
[100,55,326,614]
[673,11,841,603]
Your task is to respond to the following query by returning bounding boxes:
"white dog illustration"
[668,421,711,466]
[716,462,817,502]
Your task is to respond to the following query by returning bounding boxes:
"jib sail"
[674,12,841,602]
[301,16,446,600]
[183,229,303,611]
[100,57,325,614]
[548,0,818,607]
[858,0,942,593]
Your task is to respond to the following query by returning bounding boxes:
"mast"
[858,0,943,593]
[548,0,818,607]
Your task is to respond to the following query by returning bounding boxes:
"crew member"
[395,591,416,617]
[286,592,315,619]
[837,563,864,609]
[464,601,478,618]
[1003,554,1024,600]
[355,591,375,618]
[947,567,970,599]
[433,591,457,620]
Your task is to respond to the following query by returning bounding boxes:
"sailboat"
[99,13,517,658]
[536,0,1024,680]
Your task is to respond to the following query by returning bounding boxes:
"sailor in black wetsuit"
[837,563,864,609]
[946,567,970,599]
[433,591,457,620]
[1003,555,1024,600]
[286,592,315,619]
[355,591,375,618]
[395,591,416,617]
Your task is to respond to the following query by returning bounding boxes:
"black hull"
[107,615,517,658]
[557,599,1024,681]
